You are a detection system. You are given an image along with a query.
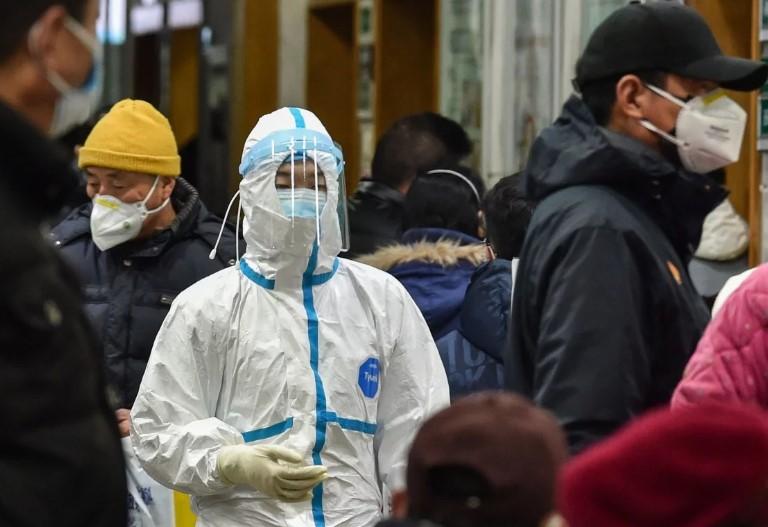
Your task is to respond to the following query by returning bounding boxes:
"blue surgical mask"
[277,188,327,219]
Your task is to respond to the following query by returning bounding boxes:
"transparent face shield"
[335,145,350,253]
[239,129,349,253]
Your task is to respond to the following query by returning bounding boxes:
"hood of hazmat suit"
[130,107,450,527]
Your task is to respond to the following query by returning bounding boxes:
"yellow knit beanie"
[79,99,181,177]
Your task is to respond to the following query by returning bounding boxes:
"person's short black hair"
[404,165,485,237]
[371,113,472,189]
[0,1,89,63]
[579,70,667,126]
[417,112,473,160]
[483,174,534,260]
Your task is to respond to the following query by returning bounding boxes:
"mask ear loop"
[140,176,171,218]
[302,137,307,187]
[63,16,101,56]
[209,189,241,260]
[290,138,296,245]
[645,83,687,108]
[639,119,687,148]
[641,84,690,148]
[271,140,277,250]
[235,198,242,261]
[314,136,321,243]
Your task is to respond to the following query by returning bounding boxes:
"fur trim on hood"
[358,239,488,271]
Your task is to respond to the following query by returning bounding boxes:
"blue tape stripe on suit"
[290,107,306,129]
[310,258,339,286]
[242,418,294,443]
[303,244,327,527]
[335,417,377,435]
[239,259,275,290]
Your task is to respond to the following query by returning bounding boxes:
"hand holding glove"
[217,444,327,502]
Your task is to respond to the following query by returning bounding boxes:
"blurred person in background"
[559,403,768,527]
[0,0,126,525]
[348,112,472,258]
[51,98,239,525]
[130,107,449,527]
[359,166,487,340]
[482,174,534,264]
[377,392,568,527]
[436,174,534,400]
[506,1,768,453]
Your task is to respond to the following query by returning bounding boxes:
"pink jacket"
[673,264,768,409]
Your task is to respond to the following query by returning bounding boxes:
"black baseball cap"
[575,1,768,92]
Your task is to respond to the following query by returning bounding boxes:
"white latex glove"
[217,444,327,502]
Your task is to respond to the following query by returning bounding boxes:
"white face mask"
[90,177,170,251]
[639,84,747,174]
[33,16,104,137]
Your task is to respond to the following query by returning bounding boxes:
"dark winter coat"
[51,178,239,409]
[506,95,722,453]
[359,228,488,340]
[436,259,513,400]
[0,100,126,526]
[347,179,405,257]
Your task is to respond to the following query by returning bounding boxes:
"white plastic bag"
[123,437,175,527]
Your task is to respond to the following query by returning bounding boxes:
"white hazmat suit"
[131,107,450,527]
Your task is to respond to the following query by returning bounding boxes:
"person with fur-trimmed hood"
[359,166,487,340]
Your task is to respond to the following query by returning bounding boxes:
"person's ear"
[27,6,68,66]
[615,74,651,121]
[540,512,568,527]
[477,210,487,240]
[159,177,176,201]
[392,490,408,519]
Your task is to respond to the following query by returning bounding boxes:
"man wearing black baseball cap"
[506,0,768,454]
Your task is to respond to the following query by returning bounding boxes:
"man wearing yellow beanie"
[51,99,240,527]
[78,98,182,247]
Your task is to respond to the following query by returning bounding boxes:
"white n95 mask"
[90,177,170,251]
[639,85,747,174]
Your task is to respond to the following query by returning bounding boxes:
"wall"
[169,28,200,148]
[687,0,760,262]
[306,0,360,189]
[229,0,279,193]
[279,0,309,108]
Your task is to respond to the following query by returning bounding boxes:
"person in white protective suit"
[130,106,450,527]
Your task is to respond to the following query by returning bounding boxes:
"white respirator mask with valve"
[639,85,747,174]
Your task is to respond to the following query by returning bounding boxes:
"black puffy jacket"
[0,101,126,526]
[506,96,723,453]
[51,178,240,409]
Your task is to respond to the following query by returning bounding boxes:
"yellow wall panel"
[687,0,760,261]
[229,0,279,194]
[170,29,200,148]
